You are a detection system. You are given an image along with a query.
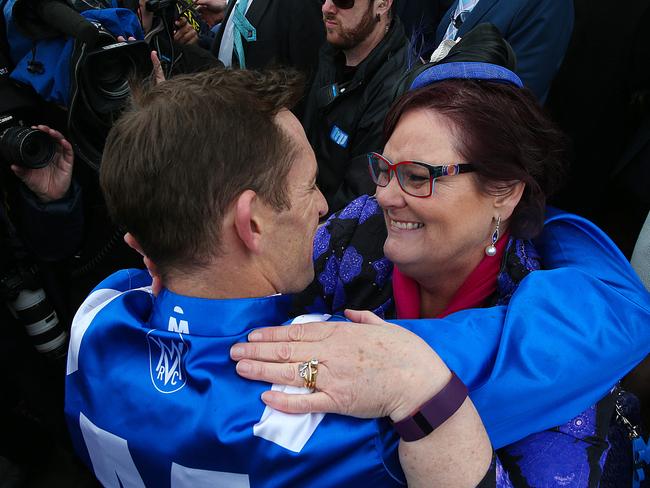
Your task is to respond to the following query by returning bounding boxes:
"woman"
[231,43,625,486]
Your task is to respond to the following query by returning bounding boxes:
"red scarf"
[393,233,509,319]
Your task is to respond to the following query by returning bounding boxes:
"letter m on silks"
[147,331,187,394]
[168,306,189,334]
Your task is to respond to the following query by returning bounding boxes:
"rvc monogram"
[151,337,184,386]
[148,306,189,393]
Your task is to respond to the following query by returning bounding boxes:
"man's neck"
[343,20,389,67]
[165,262,278,300]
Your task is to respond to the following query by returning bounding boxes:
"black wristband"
[392,371,468,442]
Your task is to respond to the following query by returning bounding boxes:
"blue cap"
[410,62,524,91]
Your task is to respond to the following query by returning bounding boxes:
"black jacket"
[210,0,324,74]
[301,18,410,214]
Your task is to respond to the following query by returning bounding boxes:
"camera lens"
[0,126,56,169]
[10,288,68,360]
[91,54,135,101]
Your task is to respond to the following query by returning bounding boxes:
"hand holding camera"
[173,16,198,44]
[194,0,227,25]
[11,125,74,203]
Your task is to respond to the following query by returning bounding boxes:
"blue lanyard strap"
[231,0,256,69]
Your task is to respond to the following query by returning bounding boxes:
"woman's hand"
[11,125,74,203]
[230,309,452,422]
[232,309,494,487]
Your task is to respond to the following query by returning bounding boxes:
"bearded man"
[301,0,410,214]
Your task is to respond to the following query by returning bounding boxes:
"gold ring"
[298,359,318,390]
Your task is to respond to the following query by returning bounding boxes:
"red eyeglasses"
[322,0,355,10]
[367,152,475,198]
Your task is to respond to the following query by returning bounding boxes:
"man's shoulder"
[66,269,154,376]
[75,268,154,333]
[89,268,153,295]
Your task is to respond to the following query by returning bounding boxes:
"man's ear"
[234,190,264,254]
[124,232,163,296]
[124,232,145,256]
[377,0,392,16]
[493,181,526,220]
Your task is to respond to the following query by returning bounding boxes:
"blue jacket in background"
[3,1,143,105]
[435,0,574,101]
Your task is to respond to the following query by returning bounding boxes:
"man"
[301,0,410,213]
[64,68,494,487]
[434,0,573,101]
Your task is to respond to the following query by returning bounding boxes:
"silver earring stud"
[485,216,501,257]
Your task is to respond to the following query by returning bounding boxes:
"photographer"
[11,125,83,262]
[137,0,221,76]
[0,59,85,484]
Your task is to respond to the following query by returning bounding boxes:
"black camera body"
[146,0,202,41]
[146,0,181,27]
[0,31,57,170]
[0,114,56,169]
[145,0,176,13]
[68,23,152,170]
[79,26,152,115]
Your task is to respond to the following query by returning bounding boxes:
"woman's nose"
[375,172,406,208]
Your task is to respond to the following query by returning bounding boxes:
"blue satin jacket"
[65,277,405,487]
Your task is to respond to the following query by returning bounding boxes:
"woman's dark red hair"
[384,79,568,239]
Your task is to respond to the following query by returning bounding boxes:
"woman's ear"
[493,181,525,220]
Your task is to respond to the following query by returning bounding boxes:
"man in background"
[301,0,410,213]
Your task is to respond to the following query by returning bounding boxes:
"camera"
[0,33,57,170]
[0,115,57,169]
[75,24,151,116]
[0,257,67,360]
[68,23,152,171]
[145,0,176,13]
[146,0,202,37]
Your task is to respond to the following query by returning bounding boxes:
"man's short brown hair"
[100,68,304,277]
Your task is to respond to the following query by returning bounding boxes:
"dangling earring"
[485,216,501,257]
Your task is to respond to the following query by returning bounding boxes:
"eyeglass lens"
[396,164,432,196]
[368,154,433,197]
[322,0,355,9]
